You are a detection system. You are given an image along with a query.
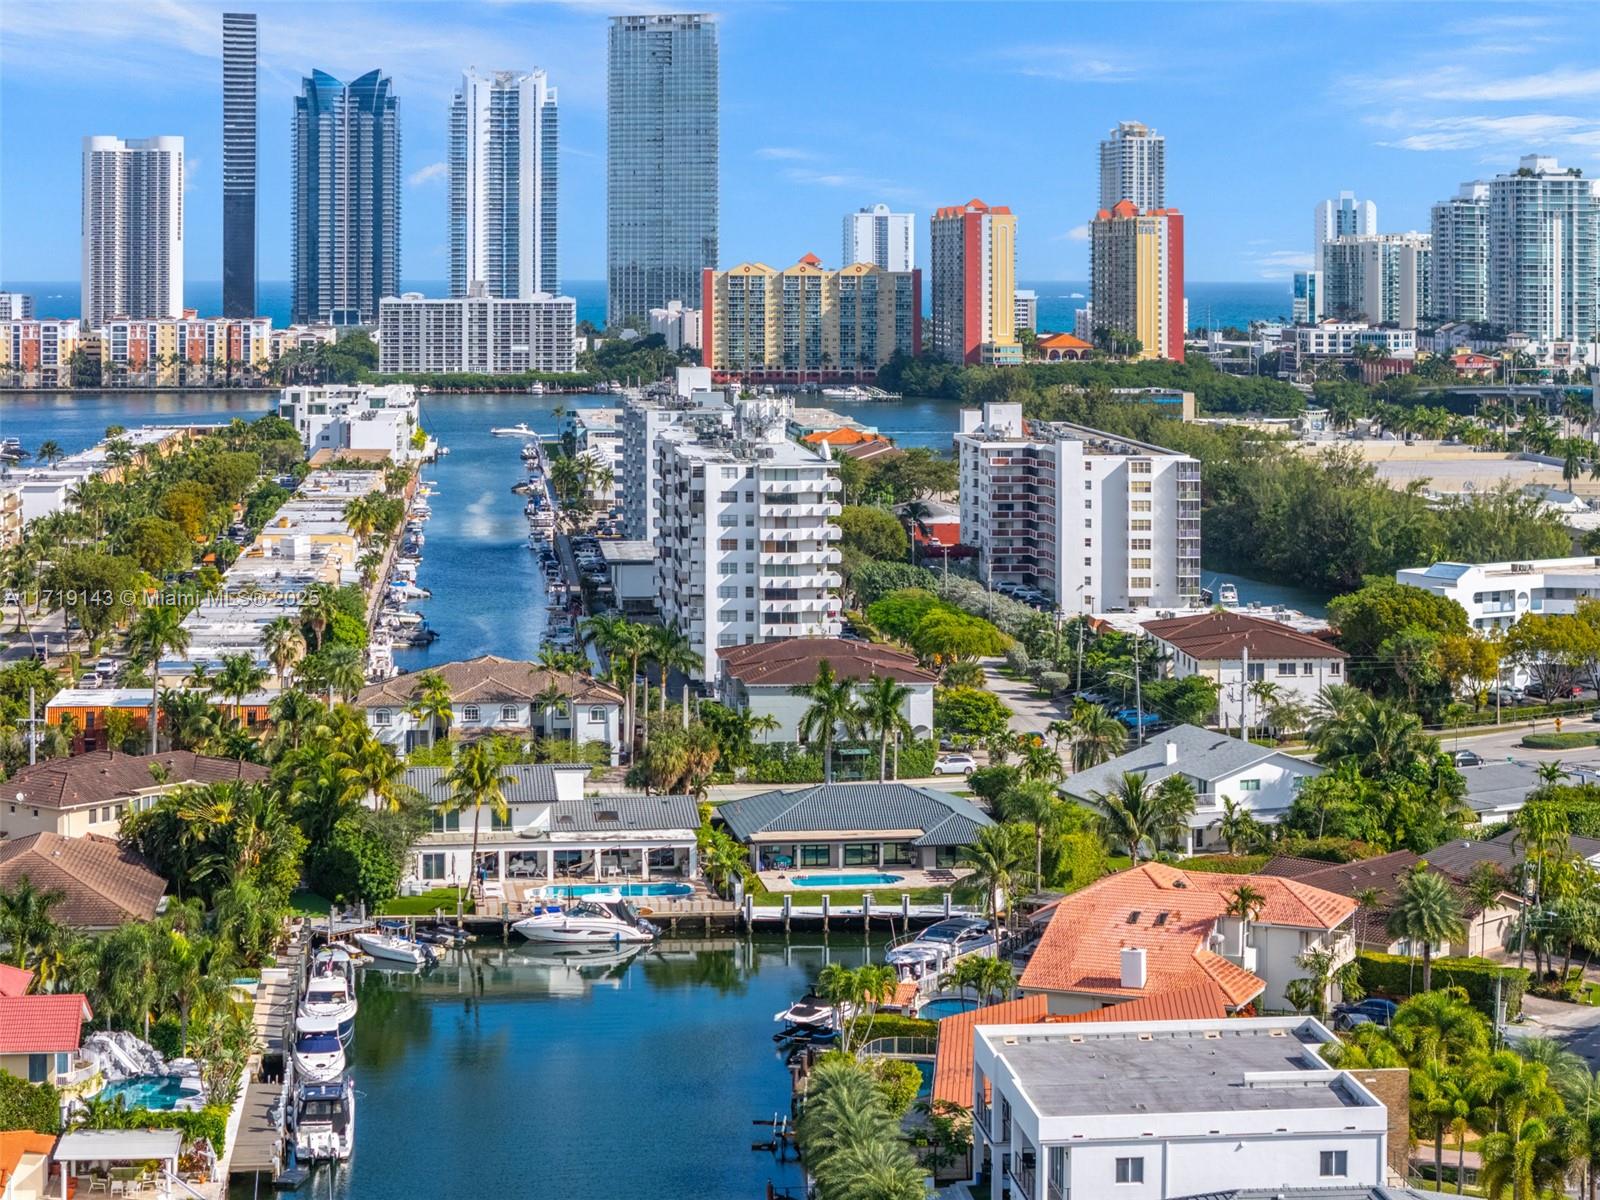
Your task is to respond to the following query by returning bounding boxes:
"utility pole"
[22,687,41,766]
[1240,647,1250,737]
[1075,620,1085,694]
[1133,635,1144,747]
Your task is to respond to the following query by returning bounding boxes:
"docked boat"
[882,916,995,970]
[291,1017,346,1083]
[311,944,355,980]
[1217,582,1239,605]
[294,1077,355,1161]
[353,930,436,967]
[521,442,541,462]
[512,899,658,944]
[385,609,424,626]
[773,993,850,1036]
[491,422,536,438]
[299,973,357,1047]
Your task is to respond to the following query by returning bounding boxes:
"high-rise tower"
[81,136,184,328]
[222,12,258,318]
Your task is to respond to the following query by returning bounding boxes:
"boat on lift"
[353,929,437,967]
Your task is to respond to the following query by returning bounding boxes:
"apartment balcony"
[761,477,841,496]
[761,571,841,590]
[764,501,841,520]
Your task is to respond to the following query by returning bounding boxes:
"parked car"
[1112,708,1161,730]
[1525,681,1583,700]
[1451,749,1484,768]
[1333,998,1398,1031]
[1492,687,1525,705]
[933,753,977,776]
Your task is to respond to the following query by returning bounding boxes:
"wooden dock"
[226,931,308,1185]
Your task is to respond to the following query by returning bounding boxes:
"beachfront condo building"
[81,136,185,329]
[1430,182,1490,323]
[1487,155,1600,343]
[653,400,842,679]
[701,256,920,382]
[842,203,915,272]
[955,402,1202,612]
[606,13,718,326]
[1089,201,1185,361]
[1320,232,1431,328]
[222,12,258,318]
[1292,270,1323,324]
[1313,190,1378,264]
[0,320,82,389]
[929,199,1018,365]
[291,69,400,327]
[1099,121,1165,213]
[378,289,576,374]
[450,68,559,300]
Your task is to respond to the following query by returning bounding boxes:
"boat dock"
[225,930,310,1192]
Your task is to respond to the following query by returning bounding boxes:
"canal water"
[234,934,880,1200]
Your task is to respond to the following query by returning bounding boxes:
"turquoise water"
[536,882,694,898]
[789,872,905,887]
[918,997,979,1019]
[915,1058,935,1098]
[100,1075,190,1110]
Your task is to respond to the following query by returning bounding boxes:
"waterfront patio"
[756,866,973,894]
[53,1130,188,1198]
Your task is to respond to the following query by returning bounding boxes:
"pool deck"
[755,868,972,894]
[474,877,710,915]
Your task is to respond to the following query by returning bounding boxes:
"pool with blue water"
[788,873,905,888]
[99,1075,191,1110]
[534,882,694,898]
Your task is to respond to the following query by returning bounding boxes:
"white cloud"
[995,43,1141,83]
[756,147,815,161]
[184,156,200,191]
[1051,224,1090,243]
[408,161,448,187]
[1247,249,1314,279]
[1371,112,1600,152]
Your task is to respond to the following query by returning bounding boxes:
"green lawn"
[377,888,475,916]
[290,890,331,917]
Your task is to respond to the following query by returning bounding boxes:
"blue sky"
[3,1,1599,286]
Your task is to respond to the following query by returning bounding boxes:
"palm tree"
[319,645,367,704]
[1069,704,1126,772]
[647,623,700,728]
[299,582,341,652]
[127,603,191,753]
[441,741,515,914]
[262,617,306,690]
[1311,689,1432,775]
[1045,719,1074,757]
[1216,795,1264,854]
[856,673,912,782]
[408,670,454,749]
[582,615,647,756]
[36,439,63,467]
[958,824,1030,945]
[1004,779,1064,892]
[792,661,864,785]
[213,653,269,726]
[0,877,68,972]
[1386,869,1468,991]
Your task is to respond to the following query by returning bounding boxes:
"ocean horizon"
[3,277,1295,337]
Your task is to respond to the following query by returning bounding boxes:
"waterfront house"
[715,639,936,744]
[355,656,624,763]
[972,1015,1392,1200]
[1063,724,1323,853]
[0,970,95,1093]
[0,1131,56,1200]
[0,751,268,842]
[1019,862,1357,1015]
[718,782,991,873]
[43,689,275,753]
[1141,611,1346,736]
[0,834,167,931]
[401,763,700,890]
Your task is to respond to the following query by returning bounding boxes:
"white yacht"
[883,916,995,970]
[294,1077,355,1161]
[291,1017,346,1083]
[353,930,436,967]
[1217,582,1240,605]
[513,899,658,945]
[299,973,357,1047]
[491,422,536,438]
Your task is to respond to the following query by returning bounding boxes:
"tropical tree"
[126,603,191,753]
[440,741,516,914]
[1004,779,1064,892]
[408,670,454,749]
[299,582,341,652]
[856,673,912,783]
[1069,704,1126,772]
[262,616,307,690]
[1216,795,1266,854]
[1386,868,1468,991]
[646,623,700,728]
[0,878,69,974]
[1092,771,1190,865]
[792,661,864,785]
[958,823,1030,944]
[583,614,648,755]
[213,652,269,726]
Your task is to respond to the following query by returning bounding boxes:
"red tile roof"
[0,833,167,928]
[1018,863,1355,1005]
[1047,982,1230,1025]
[7,750,268,812]
[1037,332,1092,351]
[717,638,936,686]
[0,992,91,1053]
[0,965,34,998]
[1142,611,1346,662]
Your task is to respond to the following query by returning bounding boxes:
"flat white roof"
[54,1129,183,1162]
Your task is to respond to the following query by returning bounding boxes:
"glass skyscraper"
[221,12,257,318]
[606,13,718,328]
[1488,156,1599,343]
[1098,121,1165,213]
[450,69,559,299]
[292,69,400,327]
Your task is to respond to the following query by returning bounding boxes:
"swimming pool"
[918,997,979,1019]
[788,873,905,888]
[98,1075,193,1111]
[535,882,694,898]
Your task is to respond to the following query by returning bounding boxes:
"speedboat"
[883,916,996,970]
[294,1077,355,1161]
[773,993,851,1037]
[291,1017,346,1082]
[521,442,540,462]
[1217,581,1240,605]
[491,422,536,438]
[513,899,658,945]
[353,930,436,967]
[299,974,357,1047]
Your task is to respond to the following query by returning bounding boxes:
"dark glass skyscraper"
[222,12,258,318]
[292,69,401,326]
[606,13,718,328]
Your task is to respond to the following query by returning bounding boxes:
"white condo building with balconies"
[654,400,843,679]
[955,403,1201,612]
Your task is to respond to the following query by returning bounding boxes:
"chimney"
[1120,946,1147,990]
[1165,740,1178,766]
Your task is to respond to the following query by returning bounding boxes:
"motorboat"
[413,924,472,947]
[1217,582,1240,605]
[883,916,995,970]
[389,581,430,600]
[353,930,436,967]
[521,442,541,462]
[294,1077,355,1161]
[385,609,424,626]
[291,1017,346,1082]
[299,974,357,1047]
[772,993,850,1036]
[491,422,536,438]
[311,945,355,981]
[513,899,658,944]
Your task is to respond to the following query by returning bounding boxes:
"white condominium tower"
[653,400,842,679]
[1098,121,1165,212]
[450,69,559,299]
[1430,182,1490,323]
[1487,155,1600,342]
[843,204,915,272]
[956,402,1201,612]
[1321,233,1431,328]
[1313,191,1378,264]
[81,136,184,329]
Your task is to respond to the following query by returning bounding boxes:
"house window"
[1330,661,1342,676]
[1320,1151,1348,1178]
[1302,661,1315,675]
[491,808,513,831]
[1277,661,1297,676]
[589,706,607,724]
[882,842,913,866]
[1115,1157,1144,1184]
[420,853,448,881]
[27,1054,49,1083]
[373,708,391,726]
[501,705,519,721]
[1049,1147,1067,1191]
[843,844,877,867]
[432,810,461,833]
[462,705,480,722]
[934,845,961,868]
[1240,779,1261,791]
[799,844,830,867]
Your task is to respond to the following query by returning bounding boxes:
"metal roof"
[547,794,700,833]
[719,783,993,842]
[1064,723,1321,799]
[54,1130,183,1163]
[403,764,589,806]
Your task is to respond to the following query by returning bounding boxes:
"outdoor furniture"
[86,1174,109,1194]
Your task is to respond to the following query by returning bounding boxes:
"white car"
[933,753,977,776]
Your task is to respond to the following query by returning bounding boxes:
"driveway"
[1516,995,1600,1068]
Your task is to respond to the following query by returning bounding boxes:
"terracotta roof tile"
[0,964,34,998]
[1143,611,1345,662]
[354,655,624,708]
[0,833,166,928]
[6,751,268,812]
[1046,983,1229,1025]
[716,638,936,686]
[0,992,91,1053]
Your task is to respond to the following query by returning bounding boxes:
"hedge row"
[1521,731,1600,750]
[1356,950,1528,1019]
